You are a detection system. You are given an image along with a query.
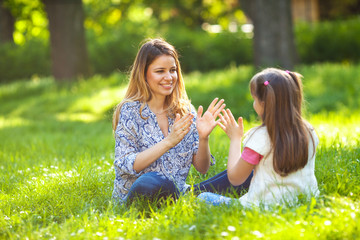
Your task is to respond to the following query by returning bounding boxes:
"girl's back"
[239,123,319,207]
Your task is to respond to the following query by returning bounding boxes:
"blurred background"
[0,0,359,82]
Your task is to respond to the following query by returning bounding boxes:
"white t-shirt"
[239,124,319,207]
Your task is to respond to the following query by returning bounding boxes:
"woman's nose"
[164,72,172,80]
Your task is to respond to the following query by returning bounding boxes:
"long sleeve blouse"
[112,101,202,202]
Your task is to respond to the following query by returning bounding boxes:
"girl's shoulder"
[243,126,270,154]
[244,125,268,139]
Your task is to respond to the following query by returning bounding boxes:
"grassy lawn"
[0,64,359,239]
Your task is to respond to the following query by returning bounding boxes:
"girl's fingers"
[217,121,226,131]
[226,109,237,124]
[219,113,226,124]
[222,109,230,122]
[238,116,243,126]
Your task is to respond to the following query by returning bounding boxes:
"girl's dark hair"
[250,68,314,176]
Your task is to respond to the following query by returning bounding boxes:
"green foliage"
[87,20,158,75]
[164,24,252,73]
[87,21,252,75]
[300,63,360,113]
[0,63,359,239]
[0,39,50,82]
[2,17,360,82]
[3,0,47,44]
[295,18,360,64]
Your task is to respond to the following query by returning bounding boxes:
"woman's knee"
[127,172,179,200]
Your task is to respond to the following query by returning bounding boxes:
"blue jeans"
[193,170,253,195]
[125,172,180,203]
[197,192,234,206]
[125,170,253,203]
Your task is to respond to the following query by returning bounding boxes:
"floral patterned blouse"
[112,101,206,202]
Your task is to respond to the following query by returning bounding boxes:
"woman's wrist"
[162,137,176,149]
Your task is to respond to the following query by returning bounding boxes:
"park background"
[0,0,360,239]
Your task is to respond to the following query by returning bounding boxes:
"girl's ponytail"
[250,68,315,176]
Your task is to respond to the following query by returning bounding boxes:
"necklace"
[147,102,168,115]
[152,109,167,115]
[149,106,167,115]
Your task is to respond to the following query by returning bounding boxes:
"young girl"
[198,68,319,207]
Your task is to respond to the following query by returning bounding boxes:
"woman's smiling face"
[146,54,178,99]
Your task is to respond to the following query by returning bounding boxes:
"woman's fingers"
[207,98,225,114]
[168,113,193,145]
[197,105,203,118]
[175,113,181,123]
[174,113,193,132]
[212,99,225,113]
[207,98,218,113]
[213,103,226,117]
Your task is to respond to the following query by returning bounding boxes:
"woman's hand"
[196,98,226,140]
[218,108,244,141]
[165,113,193,147]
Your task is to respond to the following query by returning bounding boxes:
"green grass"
[1,63,359,239]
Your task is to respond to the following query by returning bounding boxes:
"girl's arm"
[226,137,254,186]
[133,113,194,173]
[193,98,225,174]
[218,109,254,186]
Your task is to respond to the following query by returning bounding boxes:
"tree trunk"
[0,0,15,43]
[43,0,89,81]
[240,0,297,70]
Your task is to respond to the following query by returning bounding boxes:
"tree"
[43,0,89,80]
[0,0,15,43]
[240,0,297,70]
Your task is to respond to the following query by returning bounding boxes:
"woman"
[112,38,251,204]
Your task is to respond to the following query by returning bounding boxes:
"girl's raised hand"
[218,109,244,140]
[196,98,226,140]
[166,113,193,147]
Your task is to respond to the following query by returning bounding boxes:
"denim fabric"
[197,192,234,206]
[193,170,253,195]
[196,170,254,206]
[124,170,253,204]
[125,172,180,203]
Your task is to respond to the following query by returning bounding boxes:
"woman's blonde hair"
[112,38,190,131]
